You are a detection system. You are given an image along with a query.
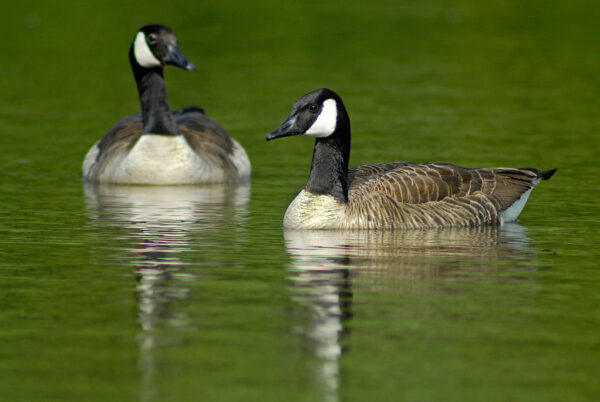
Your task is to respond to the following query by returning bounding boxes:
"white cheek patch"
[305,99,337,137]
[133,32,161,68]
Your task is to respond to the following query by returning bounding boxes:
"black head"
[267,88,349,141]
[130,24,195,71]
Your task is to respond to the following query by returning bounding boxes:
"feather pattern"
[283,163,551,229]
[344,162,545,229]
[83,109,250,184]
[82,24,251,184]
[268,88,555,230]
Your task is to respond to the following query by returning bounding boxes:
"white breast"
[230,139,252,180]
[283,190,345,229]
[98,135,227,184]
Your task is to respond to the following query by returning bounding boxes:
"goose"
[82,24,251,184]
[266,88,556,230]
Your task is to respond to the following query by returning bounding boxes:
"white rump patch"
[133,31,161,68]
[305,99,337,137]
[500,187,534,224]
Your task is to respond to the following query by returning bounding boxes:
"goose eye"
[308,103,319,113]
[147,33,158,43]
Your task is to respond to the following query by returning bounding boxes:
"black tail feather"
[538,168,557,180]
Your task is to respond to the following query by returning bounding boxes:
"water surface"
[1,0,599,401]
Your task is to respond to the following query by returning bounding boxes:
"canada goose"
[267,88,556,229]
[83,24,251,184]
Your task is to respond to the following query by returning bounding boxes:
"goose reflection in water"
[84,182,250,401]
[283,224,533,402]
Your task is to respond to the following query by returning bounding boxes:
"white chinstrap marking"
[134,32,161,68]
[305,99,338,137]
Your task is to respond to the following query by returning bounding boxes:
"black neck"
[129,48,179,135]
[305,119,351,204]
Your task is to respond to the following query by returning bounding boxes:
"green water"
[1,0,599,401]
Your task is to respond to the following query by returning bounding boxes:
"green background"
[1,1,599,401]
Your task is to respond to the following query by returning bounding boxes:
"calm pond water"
[1,0,600,401]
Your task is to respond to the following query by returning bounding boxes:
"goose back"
[349,162,540,206]
[344,162,553,229]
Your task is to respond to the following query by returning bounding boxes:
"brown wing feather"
[96,115,143,155]
[176,110,239,176]
[347,190,499,229]
[484,168,538,208]
[88,115,143,179]
[346,162,542,228]
[90,108,240,178]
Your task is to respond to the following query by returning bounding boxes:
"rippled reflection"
[84,182,250,401]
[283,224,533,402]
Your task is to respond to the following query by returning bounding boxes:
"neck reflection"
[283,224,533,402]
[84,182,250,401]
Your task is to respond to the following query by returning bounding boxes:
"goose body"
[83,25,250,184]
[267,88,556,230]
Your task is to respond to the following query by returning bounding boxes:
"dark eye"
[147,33,158,43]
[308,103,319,113]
